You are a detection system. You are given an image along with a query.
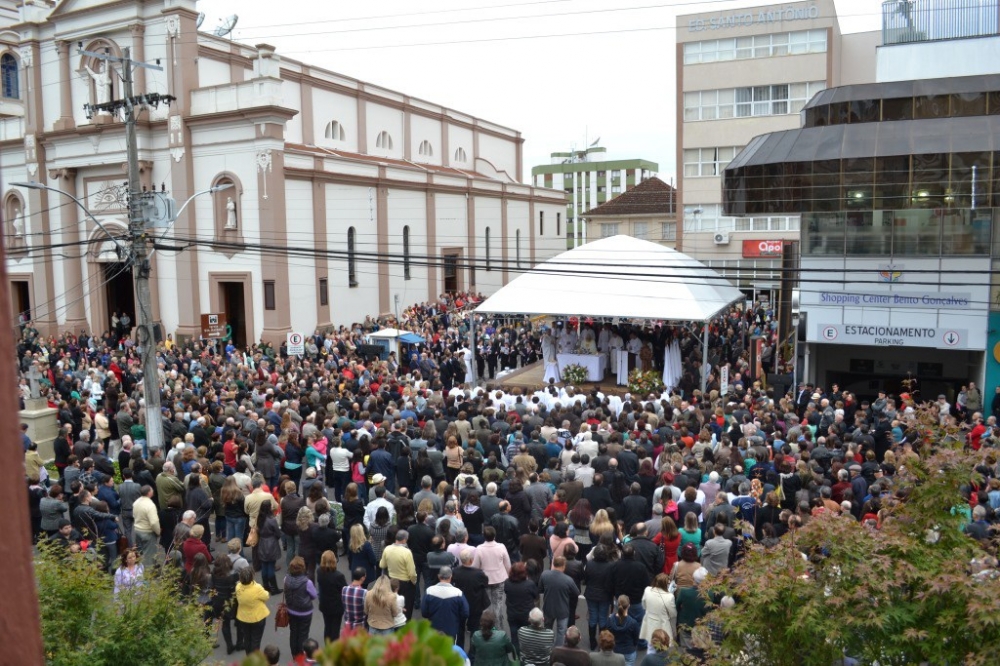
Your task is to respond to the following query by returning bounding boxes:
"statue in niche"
[84,61,112,110]
[225,197,237,230]
[10,199,23,237]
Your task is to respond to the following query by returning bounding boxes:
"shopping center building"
[722,0,1000,396]
[676,0,878,303]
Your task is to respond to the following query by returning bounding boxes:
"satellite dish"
[590,137,601,147]
[196,12,205,28]
[213,14,239,38]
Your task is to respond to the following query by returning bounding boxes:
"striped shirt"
[517,626,554,666]
[342,584,367,629]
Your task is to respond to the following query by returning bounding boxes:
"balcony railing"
[882,0,1000,44]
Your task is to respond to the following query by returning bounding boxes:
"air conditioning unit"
[713,232,730,245]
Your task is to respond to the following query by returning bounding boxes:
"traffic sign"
[720,365,730,396]
[287,331,305,356]
[942,330,961,347]
[821,325,838,341]
[200,313,227,339]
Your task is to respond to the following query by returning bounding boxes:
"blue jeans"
[621,652,637,666]
[226,517,247,544]
[549,617,569,647]
[284,534,299,566]
[587,599,611,629]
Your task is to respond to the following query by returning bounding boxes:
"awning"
[474,235,743,323]
[399,333,425,344]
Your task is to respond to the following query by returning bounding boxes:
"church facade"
[0,0,566,344]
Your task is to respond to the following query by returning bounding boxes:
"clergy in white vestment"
[579,327,598,354]
[626,332,643,355]
[462,347,475,383]
[598,325,611,353]
[541,331,557,363]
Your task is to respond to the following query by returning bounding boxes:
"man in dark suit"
[450,549,490,650]
[582,473,613,513]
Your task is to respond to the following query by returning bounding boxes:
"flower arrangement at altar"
[240,621,462,666]
[562,363,589,385]
[628,369,663,396]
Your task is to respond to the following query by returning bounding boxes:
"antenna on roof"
[590,137,601,147]
[214,14,239,38]
[195,12,205,28]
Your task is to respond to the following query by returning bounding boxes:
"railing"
[882,0,1000,44]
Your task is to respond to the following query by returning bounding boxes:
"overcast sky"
[197,0,881,184]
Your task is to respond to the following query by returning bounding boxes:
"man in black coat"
[628,523,664,578]
[582,474,613,513]
[407,512,436,595]
[450,549,490,650]
[619,482,650,533]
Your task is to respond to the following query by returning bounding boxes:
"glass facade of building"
[722,74,1000,258]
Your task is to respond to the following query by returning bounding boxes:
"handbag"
[274,593,289,629]
[246,524,259,547]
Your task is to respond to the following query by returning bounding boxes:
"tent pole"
[470,313,478,387]
[701,322,709,395]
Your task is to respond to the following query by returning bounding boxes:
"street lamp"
[11,181,129,258]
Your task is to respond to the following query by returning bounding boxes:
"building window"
[683,146,742,177]
[375,131,393,150]
[634,221,649,239]
[597,186,606,193]
[684,81,825,121]
[347,226,358,287]
[418,140,433,157]
[1,53,17,99]
[662,222,677,240]
[683,29,827,65]
[539,211,544,235]
[485,227,492,271]
[454,147,468,163]
[557,212,561,236]
[600,223,619,238]
[319,278,328,306]
[264,281,276,310]
[324,120,345,141]
[516,229,522,268]
[683,203,800,233]
[403,225,411,280]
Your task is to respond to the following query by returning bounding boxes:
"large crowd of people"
[20,291,993,665]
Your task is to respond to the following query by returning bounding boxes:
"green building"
[531,144,659,247]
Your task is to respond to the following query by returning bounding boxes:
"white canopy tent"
[474,235,745,391]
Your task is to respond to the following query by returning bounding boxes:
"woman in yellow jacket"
[235,566,270,656]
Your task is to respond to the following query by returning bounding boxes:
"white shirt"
[364,497,396,529]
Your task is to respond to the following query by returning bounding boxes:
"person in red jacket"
[183,524,213,572]
[967,413,987,451]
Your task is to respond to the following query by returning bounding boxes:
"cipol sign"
[689,4,820,32]
[743,239,783,258]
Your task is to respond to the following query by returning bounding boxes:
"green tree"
[701,431,1000,666]
[35,542,213,666]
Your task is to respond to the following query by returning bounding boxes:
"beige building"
[0,0,567,344]
[580,176,677,246]
[676,0,878,301]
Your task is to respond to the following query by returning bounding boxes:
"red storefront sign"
[742,239,784,258]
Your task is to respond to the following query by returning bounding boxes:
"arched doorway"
[88,227,134,337]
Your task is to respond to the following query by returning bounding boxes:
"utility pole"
[82,45,174,457]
